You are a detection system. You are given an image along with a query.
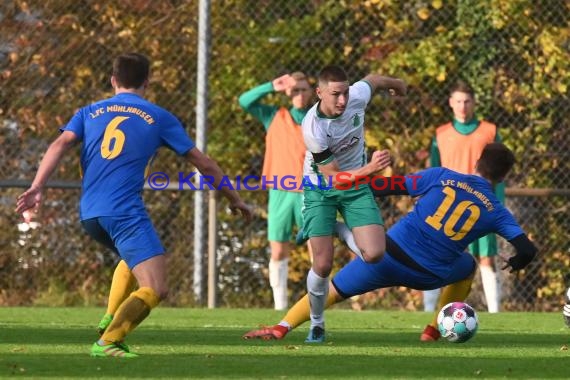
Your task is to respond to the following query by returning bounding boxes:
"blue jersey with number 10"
[387,167,523,278]
[62,93,194,220]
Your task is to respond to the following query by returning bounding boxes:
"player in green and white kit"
[301,65,407,342]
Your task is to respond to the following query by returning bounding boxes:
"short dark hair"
[450,80,475,98]
[112,53,150,89]
[477,143,515,182]
[318,65,348,86]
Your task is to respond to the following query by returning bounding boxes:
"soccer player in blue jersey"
[243,143,536,341]
[16,53,253,358]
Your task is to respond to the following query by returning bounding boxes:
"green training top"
[238,81,307,130]
[430,118,505,202]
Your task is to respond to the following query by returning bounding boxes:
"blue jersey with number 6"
[388,167,523,278]
[62,93,194,220]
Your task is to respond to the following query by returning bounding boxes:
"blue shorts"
[332,250,476,298]
[81,215,164,269]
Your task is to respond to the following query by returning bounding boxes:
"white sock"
[423,288,441,312]
[334,222,363,260]
[278,321,291,330]
[307,269,328,328]
[480,265,500,313]
[269,259,289,311]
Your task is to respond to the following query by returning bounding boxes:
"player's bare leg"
[351,224,386,263]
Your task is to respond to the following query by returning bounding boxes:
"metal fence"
[1,0,569,311]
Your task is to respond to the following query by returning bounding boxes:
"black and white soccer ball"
[437,302,479,343]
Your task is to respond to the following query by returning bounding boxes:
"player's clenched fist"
[369,150,392,172]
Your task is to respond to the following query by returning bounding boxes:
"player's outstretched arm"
[185,148,253,222]
[362,74,407,97]
[370,176,411,197]
[500,234,537,272]
[16,131,78,215]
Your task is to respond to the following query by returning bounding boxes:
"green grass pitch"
[1,307,569,379]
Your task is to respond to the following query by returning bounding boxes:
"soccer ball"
[437,302,478,343]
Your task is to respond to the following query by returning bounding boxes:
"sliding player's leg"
[242,285,341,340]
[243,250,412,342]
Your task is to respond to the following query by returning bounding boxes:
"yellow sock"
[429,275,474,328]
[101,287,160,344]
[106,260,137,315]
[282,291,339,329]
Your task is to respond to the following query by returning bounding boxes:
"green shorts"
[267,189,304,242]
[302,185,383,238]
[468,234,498,257]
